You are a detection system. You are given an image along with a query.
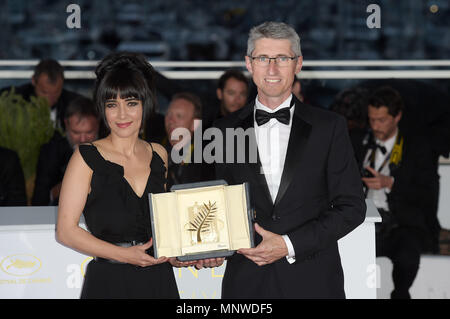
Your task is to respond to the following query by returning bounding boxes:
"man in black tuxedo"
[32,96,99,206]
[214,21,366,298]
[353,86,437,299]
[359,79,450,254]
[163,92,214,190]
[0,59,82,130]
[215,70,249,118]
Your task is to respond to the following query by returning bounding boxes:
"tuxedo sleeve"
[387,135,437,229]
[287,116,366,262]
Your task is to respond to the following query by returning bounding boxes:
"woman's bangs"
[100,69,146,102]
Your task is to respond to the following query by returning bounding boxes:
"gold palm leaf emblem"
[187,201,217,243]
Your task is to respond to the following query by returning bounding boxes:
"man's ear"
[31,76,36,87]
[295,56,303,75]
[245,55,253,75]
[395,111,402,124]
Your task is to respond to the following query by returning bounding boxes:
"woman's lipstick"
[116,121,132,129]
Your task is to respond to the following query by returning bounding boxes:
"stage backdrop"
[0,201,380,299]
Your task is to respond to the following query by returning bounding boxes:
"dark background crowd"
[1,0,450,105]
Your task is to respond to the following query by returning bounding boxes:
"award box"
[148,180,255,261]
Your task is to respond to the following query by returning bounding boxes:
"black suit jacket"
[0,147,27,206]
[165,143,215,190]
[214,96,366,298]
[352,130,437,242]
[31,132,73,206]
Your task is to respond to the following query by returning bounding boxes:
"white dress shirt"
[364,130,398,210]
[254,94,296,264]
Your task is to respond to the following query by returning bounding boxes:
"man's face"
[368,105,401,141]
[245,38,302,108]
[217,77,248,115]
[32,73,64,108]
[165,98,195,145]
[64,114,99,147]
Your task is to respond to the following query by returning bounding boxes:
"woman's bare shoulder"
[69,145,93,172]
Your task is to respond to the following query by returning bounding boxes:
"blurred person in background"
[353,86,437,298]
[360,79,450,254]
[216,69,249,117]
[330,86,370,164]
[143,71,184,144]
[32,96,99,205]
[330,86,369,132]
[291,75,305,103]
[163,92,214,190]
[0,146,27,206]
[202,69,249,130]
[0,59,82,130]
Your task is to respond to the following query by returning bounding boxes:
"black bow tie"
[370,143,386,155]
[255,107,291,126]
[377,144,387,155]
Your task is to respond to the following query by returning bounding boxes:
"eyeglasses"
[249,55,297,67]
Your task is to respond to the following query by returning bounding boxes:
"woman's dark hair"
[93,52,156,131]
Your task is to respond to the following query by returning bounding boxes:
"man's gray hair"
[247,21,302,57]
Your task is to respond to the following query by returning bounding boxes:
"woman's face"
[104,95,143,138]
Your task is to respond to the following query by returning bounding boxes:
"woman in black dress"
[56,52,195,298]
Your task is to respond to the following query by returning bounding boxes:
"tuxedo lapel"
[236,103,273,206]
[273,99,312,208]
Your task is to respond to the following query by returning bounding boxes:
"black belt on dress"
[94,241,146,264]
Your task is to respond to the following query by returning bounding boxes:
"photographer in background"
[32,96,99,206]
[353,86,437,299]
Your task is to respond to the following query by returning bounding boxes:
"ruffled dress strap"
[78,143,104,172]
